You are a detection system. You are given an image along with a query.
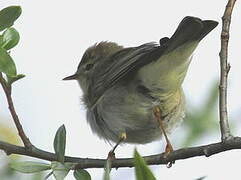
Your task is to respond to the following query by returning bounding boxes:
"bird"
[63,16,218,156]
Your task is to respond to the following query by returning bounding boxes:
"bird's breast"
[91,84,185,144]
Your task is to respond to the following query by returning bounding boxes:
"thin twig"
[219,0,236,141]
[0,74,33,148]
[1,137,241,169]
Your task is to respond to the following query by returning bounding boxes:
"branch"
[0,74,33,148]
[0,0,239,172]
[1,137,241,169]
[218,0,236,141]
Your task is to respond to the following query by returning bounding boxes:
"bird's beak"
[62,73,78,80]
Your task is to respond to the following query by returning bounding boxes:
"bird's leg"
[107,132,127,160]
[153,106,173,156]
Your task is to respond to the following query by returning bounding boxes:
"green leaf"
[103,159,111,180]
[0,35,3,46]
[7,74,25,84]
[54,125,66,163]
[51,161,71,180]
[134,149,156,180]
[11,161,51,173]
[74,169,91,180]
[2,27,20,50]
[32,172,45,180]
[182,81,219,147]
[45,171,54,179]
[0,6,22,31]
[0,47,16,75]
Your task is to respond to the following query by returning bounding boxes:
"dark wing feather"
[87,42,166,108]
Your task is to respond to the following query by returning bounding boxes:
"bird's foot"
[163,142,175,168]
[164,142,173,158]
[107,132,127,161]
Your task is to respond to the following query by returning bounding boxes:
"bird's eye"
[85,63,94,71]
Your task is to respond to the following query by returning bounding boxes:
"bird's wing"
[87,16,218,108]
[86,42,165,108]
